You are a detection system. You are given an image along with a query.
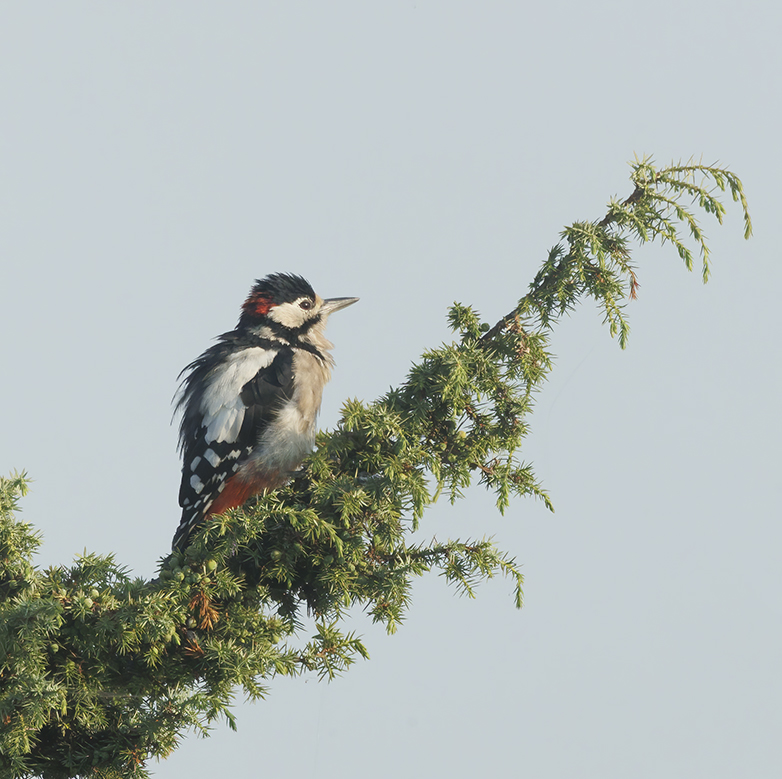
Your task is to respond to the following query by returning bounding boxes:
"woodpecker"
[172,273,358,550]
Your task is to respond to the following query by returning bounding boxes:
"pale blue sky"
[2,2,780,777]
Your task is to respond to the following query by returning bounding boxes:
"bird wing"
[174,345,294,547]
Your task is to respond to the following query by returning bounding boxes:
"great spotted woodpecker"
[172,273,358,550]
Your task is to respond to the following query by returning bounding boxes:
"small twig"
[482,181,649,342]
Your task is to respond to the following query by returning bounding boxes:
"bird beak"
[321,297,359,315]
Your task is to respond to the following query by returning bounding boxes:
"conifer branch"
[0,157,751,778]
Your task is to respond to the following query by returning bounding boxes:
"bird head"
[239,273,358,334]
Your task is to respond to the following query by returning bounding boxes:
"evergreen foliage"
[0,158,751,778]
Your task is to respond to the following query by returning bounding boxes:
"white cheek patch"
[267,299,317,329]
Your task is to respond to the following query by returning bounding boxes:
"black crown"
[250,273,315,304]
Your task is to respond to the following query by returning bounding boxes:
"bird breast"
[246,348,333,478]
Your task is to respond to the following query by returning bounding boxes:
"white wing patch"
[203,448,221,467]
[200,347,275,444]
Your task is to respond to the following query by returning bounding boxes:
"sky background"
[1,2,780,777]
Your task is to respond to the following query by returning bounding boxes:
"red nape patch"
[206,474,263,517]
[242,293,273,317]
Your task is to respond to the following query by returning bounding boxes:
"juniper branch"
[0,156,751,779]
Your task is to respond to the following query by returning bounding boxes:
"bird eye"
[299,299,314,310]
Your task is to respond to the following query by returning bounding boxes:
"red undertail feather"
[206,474,266,518]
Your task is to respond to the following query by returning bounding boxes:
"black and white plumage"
[172,273,358,550]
